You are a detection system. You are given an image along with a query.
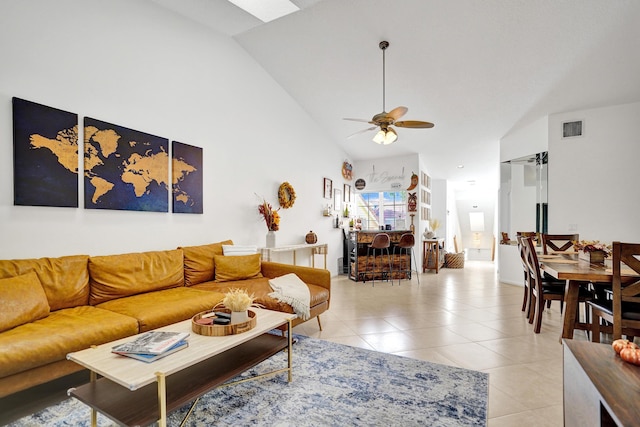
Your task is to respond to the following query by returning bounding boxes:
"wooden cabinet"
[423,238,445,273]
[348,230,411,282]
[563,339,640,427]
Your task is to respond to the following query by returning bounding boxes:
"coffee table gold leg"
[156,372,167,427]
[90,371,97,427]
[287,319,292,382]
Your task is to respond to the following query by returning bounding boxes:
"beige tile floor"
[1,260,589,426]
[293,260,590,427]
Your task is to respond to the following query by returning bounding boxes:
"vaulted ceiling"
[151,0,640,191]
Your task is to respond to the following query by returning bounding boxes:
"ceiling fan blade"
[343,117,373,123]
[395,120,435,129]
[387,106,408,120]
[347,126,377,139]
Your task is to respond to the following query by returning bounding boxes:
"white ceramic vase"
[266,230,276,248]
[230,310,248,324]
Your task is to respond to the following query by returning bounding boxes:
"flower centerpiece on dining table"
[573,240,612,264]
[258,198,280,248]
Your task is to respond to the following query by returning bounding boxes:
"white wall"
[431,179,448,240]
[0,1,349,274]
[446,183,461,254]
[500,116,549,163]
[509,163,538,235]
[455,189,495,260]
[548,101,640,242]
[353,155,419,193]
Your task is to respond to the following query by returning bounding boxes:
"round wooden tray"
[191,308,256,336]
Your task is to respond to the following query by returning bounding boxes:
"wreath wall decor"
[278,182,296,209]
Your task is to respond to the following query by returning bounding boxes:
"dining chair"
[364,233,393,286]
[516,235,532,317]
[540,233,581,307]
[589,241,640,342]
[522,236,593,333]
[517,231,538,241]
[541,233,579,254]
[394,233,419,284]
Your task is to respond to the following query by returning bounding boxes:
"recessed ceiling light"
[227,0,300,22]
[457,165,464,169]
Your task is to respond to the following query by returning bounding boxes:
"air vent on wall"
[562,120,583,138]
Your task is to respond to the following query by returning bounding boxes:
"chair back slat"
[611,242,640,338]
[541,234,579,255]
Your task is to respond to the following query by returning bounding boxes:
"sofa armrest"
[260,262,331,292]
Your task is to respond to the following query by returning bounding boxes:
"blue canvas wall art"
[13,97,79,207]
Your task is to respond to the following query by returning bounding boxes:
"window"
[355,191,407,230]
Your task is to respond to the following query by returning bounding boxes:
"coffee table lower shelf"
[68,333,290,427]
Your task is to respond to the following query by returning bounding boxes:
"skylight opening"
[227,0,300,23]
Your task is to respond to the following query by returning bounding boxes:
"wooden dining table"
[540,252,637,341]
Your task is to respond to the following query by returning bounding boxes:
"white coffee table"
[67,308,296,427]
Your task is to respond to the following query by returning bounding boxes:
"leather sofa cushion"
[214,254,263,282]
[181,240,233,286]
[89,249,184,305]
[260,261,331,291]
[0,255,89,311]
[96,287,225,332]
[0,272,50,333]
[192,277,329,314]
[0,306,139,378]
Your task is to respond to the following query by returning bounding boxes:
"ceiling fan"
[344,41,434,145]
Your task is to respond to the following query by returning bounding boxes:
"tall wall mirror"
[499,151,548,242]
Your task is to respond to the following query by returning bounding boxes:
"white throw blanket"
[268,273,311,320]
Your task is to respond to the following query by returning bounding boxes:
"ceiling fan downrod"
[380,40,389,113]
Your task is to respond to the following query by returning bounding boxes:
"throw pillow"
[181,240,233,286]
[222,245,258,256]
[213,253,263,282]
[0,271,50,332]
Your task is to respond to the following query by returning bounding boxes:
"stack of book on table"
[111,331,189,363]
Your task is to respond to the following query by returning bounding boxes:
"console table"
[563,339,640,427]
[260,242,328,269]
[423,238,445,273]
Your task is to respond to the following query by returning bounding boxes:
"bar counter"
[348,230,413,282]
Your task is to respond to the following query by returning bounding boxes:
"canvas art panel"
[13,97,79,207]
[84,117,169,212]
[171,141,203,214]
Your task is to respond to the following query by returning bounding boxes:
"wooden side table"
[423,238,445,273]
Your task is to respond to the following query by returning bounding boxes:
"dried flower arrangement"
[258,198,280,231]
[220,288,256,312]
[572,240,612,257]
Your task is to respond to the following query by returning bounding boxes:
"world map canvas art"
[172,141,203,214]
[13,97,79,207]
[84,117,169,212]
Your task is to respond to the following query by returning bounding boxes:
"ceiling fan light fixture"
[344,40,433,143]
[373,127,397,145]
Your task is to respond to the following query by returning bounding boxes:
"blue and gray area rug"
[11,335,488,426]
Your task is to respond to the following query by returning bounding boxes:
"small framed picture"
[343,184,351,202]
[323,178,332,199]
[334,189,342,214]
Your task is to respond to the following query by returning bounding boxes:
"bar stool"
[365,233,393,286]
[394,233,419,284]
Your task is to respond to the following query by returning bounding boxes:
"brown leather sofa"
[0,240,331,398]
